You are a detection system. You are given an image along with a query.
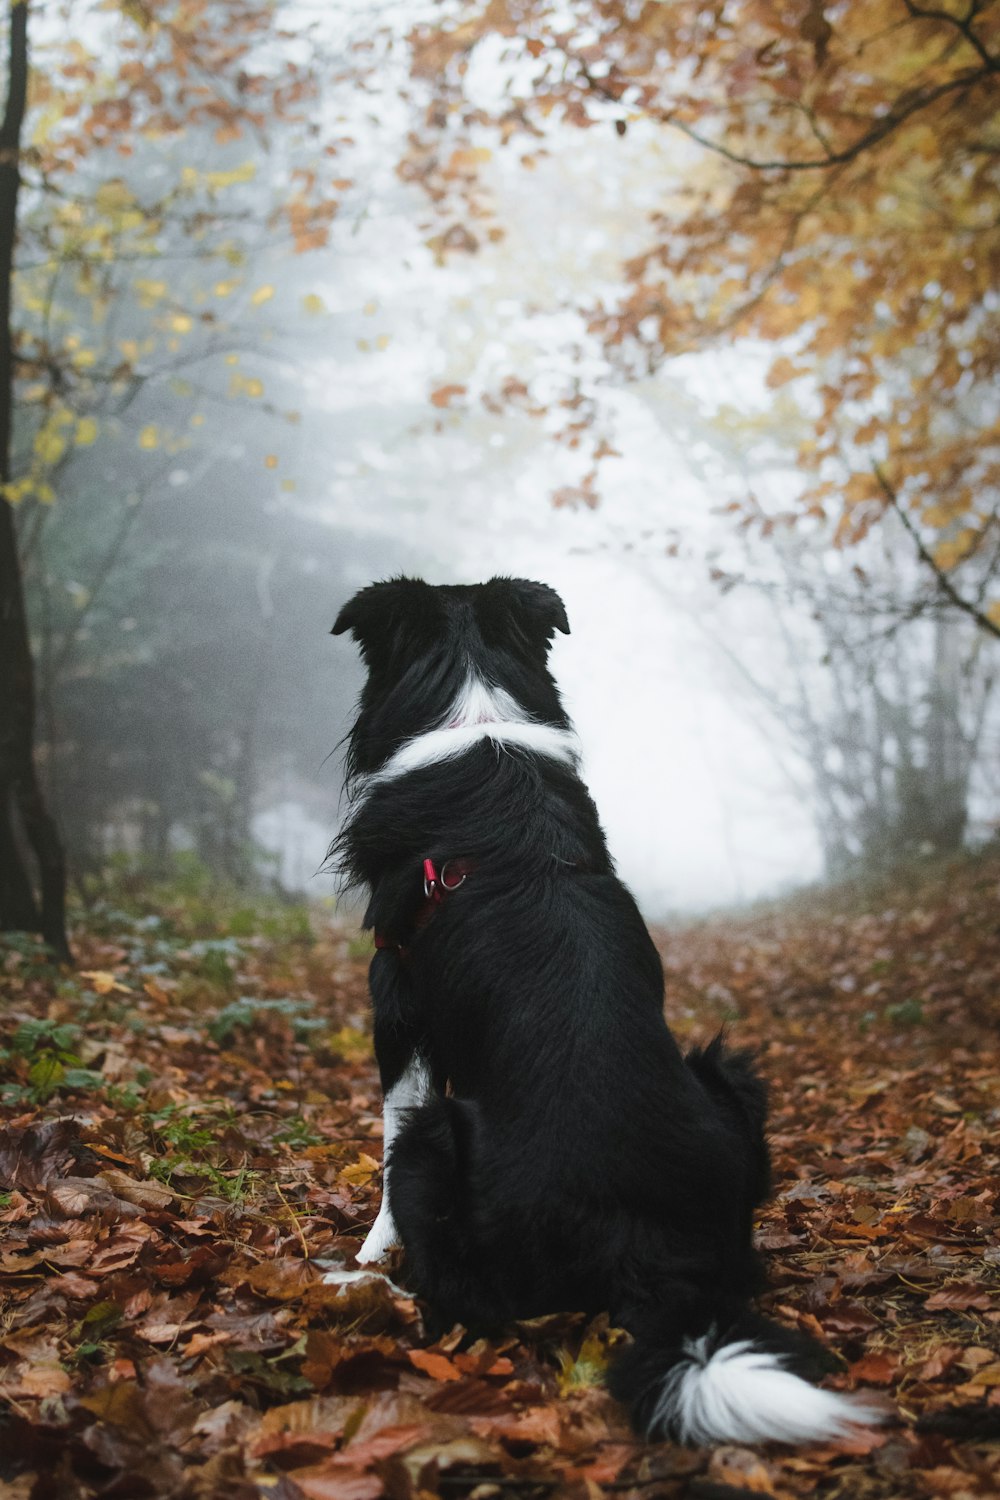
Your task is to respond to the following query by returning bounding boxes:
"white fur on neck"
[367,673,579,786]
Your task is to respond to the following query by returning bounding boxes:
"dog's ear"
[482,577,570,646]
[332,577,433,658]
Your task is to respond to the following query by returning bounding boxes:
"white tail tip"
[650,1336,885,1446]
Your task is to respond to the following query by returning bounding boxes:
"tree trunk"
[0,1,70,960]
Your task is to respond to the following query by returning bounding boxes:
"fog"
[16,0,999,919]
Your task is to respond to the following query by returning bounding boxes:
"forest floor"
[1,851,999,1500]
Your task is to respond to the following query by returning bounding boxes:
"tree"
[0,0,68,956]
[1,0,341,948]
[401,1,1000,634]
[704,521,997,876]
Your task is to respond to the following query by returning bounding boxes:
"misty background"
[15,0,1000,918]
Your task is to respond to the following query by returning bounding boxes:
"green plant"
[884,999,925,1027]
[0,1020,103,1103]
[71,1301,124,1364]
[144,1101,260,1202]
[207,996,323,1046]
[273,1114,324,1150]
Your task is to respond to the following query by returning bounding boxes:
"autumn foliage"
[2,854,999,1497]
[13,0,338,508]
[405,1,1000,631]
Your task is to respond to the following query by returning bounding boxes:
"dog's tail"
[609,1299,883,1446]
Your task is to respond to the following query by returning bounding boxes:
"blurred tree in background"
[394,0,1000,877]
[1,0,343,950]
[404,0,1000,631]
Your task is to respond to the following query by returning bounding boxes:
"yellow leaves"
[556,1328,614,1393]
[250,284,275,308]
[34,422,69,467]
[766,356,805,388]
[169,313,193,333]
[987,602,1000,630]
[30,104,63,148]
[134,278,167,307]
[75,416,98,446]
[121,0,155,30]
[446,146,493,175]
[229,373,264,399]
[79,970,132,996]
[94,179,135,215]
[921,502,969,529]
[1,475,40,506]
[214,279,240,298]
[203,161,257,192]
[339,1153,380,1186]
[795,285,822,320]
[932,530,978,572]
[843,471,881,506]
[301,293,326,315]
[138,425,160,450]
[264,454,278,469]
[32,406,76,470]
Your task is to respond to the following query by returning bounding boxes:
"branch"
[903,0,999,73]
[874,466,1000,641]
[574,14,996,174]
[661,70,992,172]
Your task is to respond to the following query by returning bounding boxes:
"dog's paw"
[356,1208,398,1264]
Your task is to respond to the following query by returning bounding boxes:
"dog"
[330,576,880,1444]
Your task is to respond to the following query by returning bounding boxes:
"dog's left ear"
[331,577,433,657]
[484,577,570,643]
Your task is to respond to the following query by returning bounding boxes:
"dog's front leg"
[357,1052,432,1262]
[357,951,432,1265]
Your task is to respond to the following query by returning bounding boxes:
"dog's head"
[332,576,571,776]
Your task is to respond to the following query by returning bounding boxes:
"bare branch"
[874,466,1000,642]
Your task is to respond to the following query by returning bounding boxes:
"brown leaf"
[925,1287,993,1312]
[429,384,466,409]
[97,1168,175,1211]
[408,1349,462,1382]
[707,1445,778,1494]
[848,1352,898,1385]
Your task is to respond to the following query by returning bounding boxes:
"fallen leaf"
[408,1349,462,1382]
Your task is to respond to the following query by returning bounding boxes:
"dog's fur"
[330,576,880,1445]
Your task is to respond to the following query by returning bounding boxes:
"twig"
[873,466,1000,641]
[274,1179,310,1260]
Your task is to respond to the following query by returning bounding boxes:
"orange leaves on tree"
[402,0,1000,632]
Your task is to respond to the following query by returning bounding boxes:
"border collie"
[329,576,880,1445]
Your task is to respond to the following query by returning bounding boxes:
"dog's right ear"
[332,577,431,658]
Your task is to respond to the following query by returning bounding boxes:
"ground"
[1,852,999,1500]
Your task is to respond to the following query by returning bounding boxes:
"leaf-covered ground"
[1,853,999,1499]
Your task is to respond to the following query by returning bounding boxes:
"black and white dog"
[330,576,878,1445]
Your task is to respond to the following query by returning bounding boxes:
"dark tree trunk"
[0,1,70,960]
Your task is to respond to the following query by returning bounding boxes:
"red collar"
[374,857,475,957]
